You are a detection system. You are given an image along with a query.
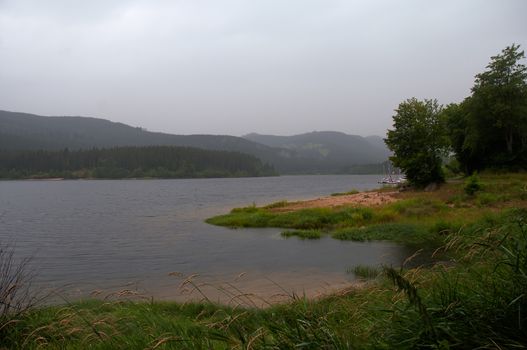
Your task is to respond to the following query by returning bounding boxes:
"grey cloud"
[0,0,526,136]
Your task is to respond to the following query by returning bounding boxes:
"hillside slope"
[244,131,390,165]
[0,110,388,174]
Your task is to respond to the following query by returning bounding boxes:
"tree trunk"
[505,131,513,153]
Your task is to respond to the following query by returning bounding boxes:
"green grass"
[332,223,430,245]
[281,229,323,239]
[349,265,381,279]
[207,173,527,247]
[207,206,377,230]
[263,200,290,209]
[207,197,453,246]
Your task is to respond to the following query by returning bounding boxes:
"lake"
[0,175,410,305]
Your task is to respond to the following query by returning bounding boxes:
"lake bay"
[0,175,409,304]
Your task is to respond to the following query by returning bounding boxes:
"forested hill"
[0,110,388,174]
[0,146,276,179]
[243,131,390,165]
[0,110,276,155]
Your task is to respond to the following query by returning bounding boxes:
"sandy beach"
[270,190,399,212]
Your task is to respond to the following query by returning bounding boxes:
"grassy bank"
[2,173,527,349]
[207,173,527,247]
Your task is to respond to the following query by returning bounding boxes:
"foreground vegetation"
[1,173,526,349]
[0,146,276,179]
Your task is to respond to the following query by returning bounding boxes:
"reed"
[349,265,381,279]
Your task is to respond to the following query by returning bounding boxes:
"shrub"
[464,173,482,195]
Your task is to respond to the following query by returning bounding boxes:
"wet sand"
[68,270,364,308]
[270,190,399,212]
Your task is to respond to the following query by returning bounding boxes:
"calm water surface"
[0,175,410,303]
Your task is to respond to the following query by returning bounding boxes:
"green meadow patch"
[206,206,378,230]
[207,196,458,246]
[332,223,429,245]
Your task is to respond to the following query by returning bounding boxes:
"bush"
[464,173,482,195]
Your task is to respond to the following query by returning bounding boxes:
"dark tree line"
[0,146,277,179]
[386,44,527,186]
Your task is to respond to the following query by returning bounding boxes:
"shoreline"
[0,173,385,182]
[267,189,400,212]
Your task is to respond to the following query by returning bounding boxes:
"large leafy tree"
[464,44,527,168]
[442,99,485,174]
[385,98,448,187]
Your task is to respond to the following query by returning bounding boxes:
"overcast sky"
[1,1,526,136]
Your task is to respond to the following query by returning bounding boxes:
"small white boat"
[378,175,398,185]
[379,161,406,185]
[378,175,406,185]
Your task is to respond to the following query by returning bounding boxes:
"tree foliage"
[445,44,527,172]
[385,98,448,187]
[0,146,276,179]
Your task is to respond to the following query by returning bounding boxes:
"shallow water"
[0,175,410,304]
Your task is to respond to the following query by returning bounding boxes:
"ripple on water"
[0,175,411,302]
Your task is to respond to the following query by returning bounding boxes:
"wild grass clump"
[230,203,258,213]
[331,189,359,196]
[446,193,471,208]
[263,200,289,209]
[332,223,430,245]
[428,219,462,236]
[0,244,39,321]
[475,192,508,206]
[389,197,447,217]
[0,291,369,349]
[281,230,322,240]
[464,173,482,195]
[375,209,527,349]
[350,265,381,279]
[205,207,274,228]
[0,301,236,349]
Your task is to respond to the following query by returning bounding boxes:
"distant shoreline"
[0,175,280,181]
[0,173,386,181]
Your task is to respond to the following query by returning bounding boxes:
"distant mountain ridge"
[0,110,389,174]
[243,131,390,165]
